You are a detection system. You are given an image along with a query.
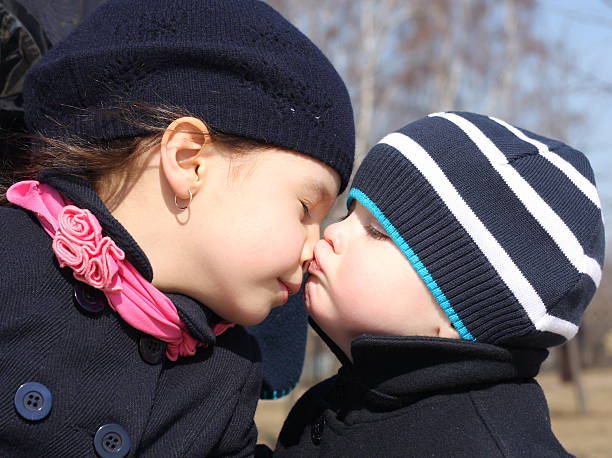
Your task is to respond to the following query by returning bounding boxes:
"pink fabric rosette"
[52,206,125,292]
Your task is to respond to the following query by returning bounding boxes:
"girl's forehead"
[250,148,341,194]
[302,180,334,203]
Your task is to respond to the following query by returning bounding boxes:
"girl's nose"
[301,224,321,271]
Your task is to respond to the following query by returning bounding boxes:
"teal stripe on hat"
[347,187,475,341]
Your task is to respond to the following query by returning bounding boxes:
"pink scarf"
[7,180,233,361]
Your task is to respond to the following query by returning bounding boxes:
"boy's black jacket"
[0,173,261,457]
[270,324,574,458]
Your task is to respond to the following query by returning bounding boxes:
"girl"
[0,1,354,457]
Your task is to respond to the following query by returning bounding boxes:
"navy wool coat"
[1,173,262,457]
[269,326,574,458]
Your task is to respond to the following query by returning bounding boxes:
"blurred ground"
[537,368,612,458]
[255,368,612,457]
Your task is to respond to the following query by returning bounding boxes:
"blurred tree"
[582,262,612,367]
[268,0,582,194]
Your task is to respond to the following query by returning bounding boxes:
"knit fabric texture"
[23,0,355,191]
[349,112,605,348]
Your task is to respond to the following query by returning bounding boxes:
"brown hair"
[1,102,272,208]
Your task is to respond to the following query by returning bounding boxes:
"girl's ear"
[160,117,210,199]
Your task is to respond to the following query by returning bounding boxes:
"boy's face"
[304,201,458,358]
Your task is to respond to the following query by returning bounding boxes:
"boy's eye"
[335,212,350,223]
[365,224,389,241]
[335,203,355,223]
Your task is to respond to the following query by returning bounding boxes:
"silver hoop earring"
[174,188,193,210]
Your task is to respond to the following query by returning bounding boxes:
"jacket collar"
[38,170,223,344]
[39,170,154,280]
[336,334,548,412]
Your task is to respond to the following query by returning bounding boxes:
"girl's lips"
[277,280,289,305]
[278,279,301,305]
[279,279,301,296]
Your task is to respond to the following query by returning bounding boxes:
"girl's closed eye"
[301,200,312,219]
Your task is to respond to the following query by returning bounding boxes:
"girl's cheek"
[246,208,301,258]
[275,227,305,257]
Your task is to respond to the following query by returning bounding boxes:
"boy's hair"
[21,0,355,191]
[349,112,605,348]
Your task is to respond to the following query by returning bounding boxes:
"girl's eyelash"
[301,201,311,218]
[365,224,388,240]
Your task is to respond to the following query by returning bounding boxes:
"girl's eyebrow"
[303,181,332,204]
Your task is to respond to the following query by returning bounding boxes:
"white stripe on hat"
[430,112,602,288]
[488,115,601,209]
[380,131,579,340]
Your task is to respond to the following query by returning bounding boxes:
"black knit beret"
[349,112,605,348]
[23,0,355,192]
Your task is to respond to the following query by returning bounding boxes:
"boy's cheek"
[334,257,381,303]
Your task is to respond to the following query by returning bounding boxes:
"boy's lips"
[308,239,331,276]
[308,256,322,274]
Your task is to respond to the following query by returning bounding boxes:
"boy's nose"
[323,222,343,254]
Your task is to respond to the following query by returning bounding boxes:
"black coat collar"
[336,334,548,412]
[40,170,154,280]
[39,170,223,345]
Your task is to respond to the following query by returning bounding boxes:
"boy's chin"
[303,277,335,325]
[303,275,324,314]
[302,278,314,312]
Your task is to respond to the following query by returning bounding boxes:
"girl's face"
[304,201,455,358]
[189,148,340,326]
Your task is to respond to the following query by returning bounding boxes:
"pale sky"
[537,0,612,231]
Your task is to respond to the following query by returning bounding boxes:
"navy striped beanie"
[349,112,605,348]
[23,0,354,192]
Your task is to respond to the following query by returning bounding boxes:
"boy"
[270,112,604,457]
